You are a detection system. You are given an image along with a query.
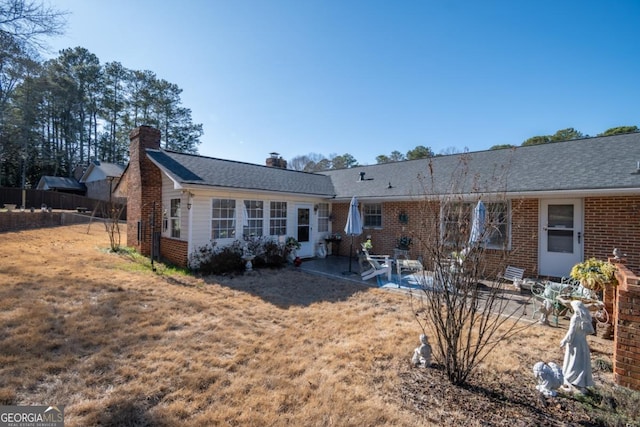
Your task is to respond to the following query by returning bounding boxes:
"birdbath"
[242,254,255,272]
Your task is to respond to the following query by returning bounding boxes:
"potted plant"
[569,258,617,292]
[285,237,301,263]
[396,236,412,250]
[361,237,373,252]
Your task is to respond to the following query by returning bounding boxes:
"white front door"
[539,199,583,278]
[295,205,313,258]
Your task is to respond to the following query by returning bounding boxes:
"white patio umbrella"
[468,200,486,246]
[343,196,363,273]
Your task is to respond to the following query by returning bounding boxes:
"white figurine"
[411,334,432,367]
[560,300,595,394]
[533,361,564,397]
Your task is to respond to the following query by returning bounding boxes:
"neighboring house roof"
[79,161,125,183]
[322,133,640,201]
[36,176,86,192]
[145,150,336,197]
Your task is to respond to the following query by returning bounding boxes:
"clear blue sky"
[47,0,640,166]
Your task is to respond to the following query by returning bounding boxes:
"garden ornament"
[560,300,595,394]
[411,334,432,368]
[533,361,564,397]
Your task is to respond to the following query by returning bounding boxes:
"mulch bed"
[396,363,609,426]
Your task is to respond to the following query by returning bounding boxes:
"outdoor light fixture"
[314,204,319,212]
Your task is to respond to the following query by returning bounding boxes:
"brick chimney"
[126,126,162,257]
[266,152,287,169]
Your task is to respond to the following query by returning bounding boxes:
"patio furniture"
[396,259,423,278]
[499,265,525,286]
[393,248,409,260]
[358,250,392,282]
[531,278,609,326]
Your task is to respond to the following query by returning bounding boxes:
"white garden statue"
[560,300,595,394]
[411,334,432,367]
[532,361,564,397]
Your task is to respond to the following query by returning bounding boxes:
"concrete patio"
[298,255,543,325]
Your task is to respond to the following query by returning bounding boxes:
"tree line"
[0,0,203,188]
[289,125,639,172]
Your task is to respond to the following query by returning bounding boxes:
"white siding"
[182,187,333,259]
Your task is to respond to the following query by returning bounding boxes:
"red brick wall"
[613,263,640,391]
[125,126,162,257]
[332,196,640,280]
[585,196,640,272]
[161,237,189,268]
[501,198,539,277]
[331,198,541,279]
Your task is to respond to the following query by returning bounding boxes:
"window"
[317,203,329,232]
[363,203,382,228]
[442,201,509,248]
[442,202,471,245]
[212,199,236,239]
[269,201,287,236]
[170,198,181,238]
[485,202,509,247]
[243,200,264,237]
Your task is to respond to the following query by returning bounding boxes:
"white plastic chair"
[358,250,392,282]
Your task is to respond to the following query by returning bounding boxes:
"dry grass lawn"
[0,223,637,426]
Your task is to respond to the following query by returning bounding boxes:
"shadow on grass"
[199,266,370,308]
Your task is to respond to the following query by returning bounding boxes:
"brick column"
[612,262,640,391]
[125,126,162,256]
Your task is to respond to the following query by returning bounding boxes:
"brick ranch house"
[115,126,640,279]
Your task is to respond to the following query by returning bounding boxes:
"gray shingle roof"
[96,162,125,178]
[321,133,640,200]
[37,176,85,191]
[142,133,639,201]
[80,161,125,182]
[146,150,336,197]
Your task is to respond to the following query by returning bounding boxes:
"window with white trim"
[243,200,264,237]
[485,202,509,247]
[317,203,329,232]
[363,203,382,228]
[442,201,509,248]
[212,199,236,239]
[170,198,181,238]
[269,201,287,236]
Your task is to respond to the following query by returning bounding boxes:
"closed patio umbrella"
[468,200,486,246]
[343,196,363,274]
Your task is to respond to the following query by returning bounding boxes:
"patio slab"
[298,256,546,325]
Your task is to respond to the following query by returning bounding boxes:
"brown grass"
[0,224,635,426]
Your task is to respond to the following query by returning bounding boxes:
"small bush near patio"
[189,240,245,274]
[189,237,290,274]
[244,236,289,268]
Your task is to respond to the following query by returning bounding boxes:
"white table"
[396,259,423,277]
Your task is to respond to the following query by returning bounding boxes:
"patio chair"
[499,265,525,287]
[358,250,392,282]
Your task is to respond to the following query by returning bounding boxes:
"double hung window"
[212,199,236,239]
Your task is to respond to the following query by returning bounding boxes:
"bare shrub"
[410,153,529,385]
[101,200,126,252]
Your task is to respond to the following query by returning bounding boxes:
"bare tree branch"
[0,0,68,50]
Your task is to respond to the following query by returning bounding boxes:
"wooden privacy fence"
[0,187,125,217]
